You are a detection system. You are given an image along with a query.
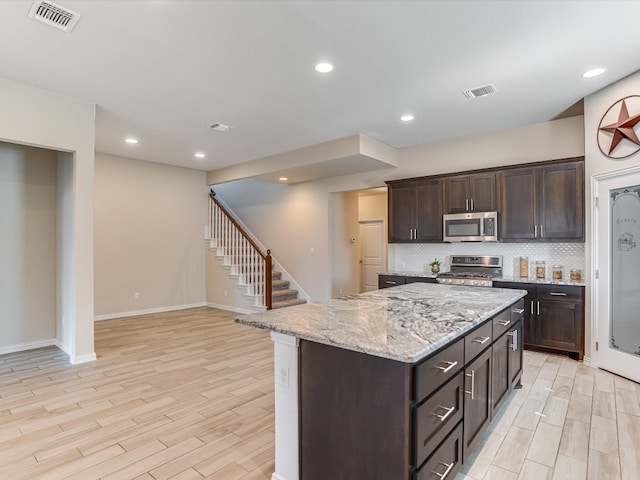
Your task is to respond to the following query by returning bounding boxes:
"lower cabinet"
[378,274,437,289]
[463,348,492,461]
[494,282,584,360]
[299,300,524,480]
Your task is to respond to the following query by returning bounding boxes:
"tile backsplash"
[390,242,585,278]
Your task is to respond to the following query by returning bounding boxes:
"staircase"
[208,191,307,310]
[271,270,306,309]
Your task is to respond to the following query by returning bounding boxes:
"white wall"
[584,70,640,361]
[94,153,207,318]
[212,116,585,302]
[0,76,95,363]
[0,143,57,351]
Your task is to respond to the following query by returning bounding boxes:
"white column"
[270,332,299,480]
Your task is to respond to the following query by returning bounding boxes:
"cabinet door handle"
[432,405,456,422]
[513,308,525,314]
[534,225,538,238]
[549,292,567,296]
[432,461,455,479]
[385,281,397,285]
[465,370,475,400]
[465,199,469,211]
[508,330,518,351]
[540,224,544,238]
[497,319,511,326]
[537,300,540,316]
[435,360,458,373]
[530,300,534,315]
[472,336,491,344]
[470,198,474,211]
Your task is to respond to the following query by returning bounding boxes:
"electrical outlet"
[278,367,290,388]
[339,288,343,295]
[223,289,228,297]
[134,292,140,299]
[310,247,315,254]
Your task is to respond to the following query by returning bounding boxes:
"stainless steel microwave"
[443,211,499,242]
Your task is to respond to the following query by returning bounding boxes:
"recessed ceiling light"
[125,137,138,144]
[583,68,605,78]
[194,152,206,158]
[209,123,233,132]
[315,62,334,73]
[400,114,415,122]
[279,177,288,182]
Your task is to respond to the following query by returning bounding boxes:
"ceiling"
[2,1,640,176]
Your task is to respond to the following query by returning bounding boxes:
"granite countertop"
[236,283,526,363]
[379,271,439,278]
[380,271,585,287]
[493,276,586,287]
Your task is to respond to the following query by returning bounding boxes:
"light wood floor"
[457,349,640,480]
[1,307,639,479]
[0,307,275,480]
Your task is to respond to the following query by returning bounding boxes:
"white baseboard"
[69,352,97,364]
[94,302,207,321]
[582,356,593,367]
[0,338,57,356]
[206,302,254,315]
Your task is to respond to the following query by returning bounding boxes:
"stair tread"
[271,298,307,309]
[272,288,298,298]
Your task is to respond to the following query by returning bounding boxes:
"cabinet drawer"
[536,285,583,302]
[413,421,463,480]
[414,339,464,402]
[378,275,406,289]
[493,300,525,338]
[414,372,464,468]
[465,321,493,363]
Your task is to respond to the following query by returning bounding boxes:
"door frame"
[592,163,640,378]
[358,218,387,293]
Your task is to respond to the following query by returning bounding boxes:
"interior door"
[359,220,386,292]
[595,167,640,382]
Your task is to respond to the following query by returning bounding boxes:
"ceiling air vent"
[208,123,233,132]
[28,0,81,32]
[462,83,497,99]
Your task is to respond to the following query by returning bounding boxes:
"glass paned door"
[596,169,640,383]
[610,185,640,356]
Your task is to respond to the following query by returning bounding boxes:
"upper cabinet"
[444,172,497,214]
[387,178,443,243]
[499,160,584,242]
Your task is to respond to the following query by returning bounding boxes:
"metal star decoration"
[599,99,640,155]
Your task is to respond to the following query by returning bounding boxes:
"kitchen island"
[236,283,526,480]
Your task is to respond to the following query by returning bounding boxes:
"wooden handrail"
[209,191,272,309]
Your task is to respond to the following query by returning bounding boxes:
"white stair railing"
[208,191,272,309]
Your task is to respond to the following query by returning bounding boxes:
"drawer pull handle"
[435,360,458,374]
[385,281,397,285]
[465,370,475,400]
[472,336,491,345]
[496,319,511,326]
[432,405,456,422]
[513,308,525,314]
[549,292,567,296]
[432,461,455,479]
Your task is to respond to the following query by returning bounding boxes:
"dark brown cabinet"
[463,347,492,461]
[378,274,437,289]
[491,313,524,418]
[299,300,523,479]
[494,282,584,360]
[444,172,497,213]
[499,160,584,242]
[387,178,443,243]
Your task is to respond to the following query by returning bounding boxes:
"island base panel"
[299,340,412,480]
